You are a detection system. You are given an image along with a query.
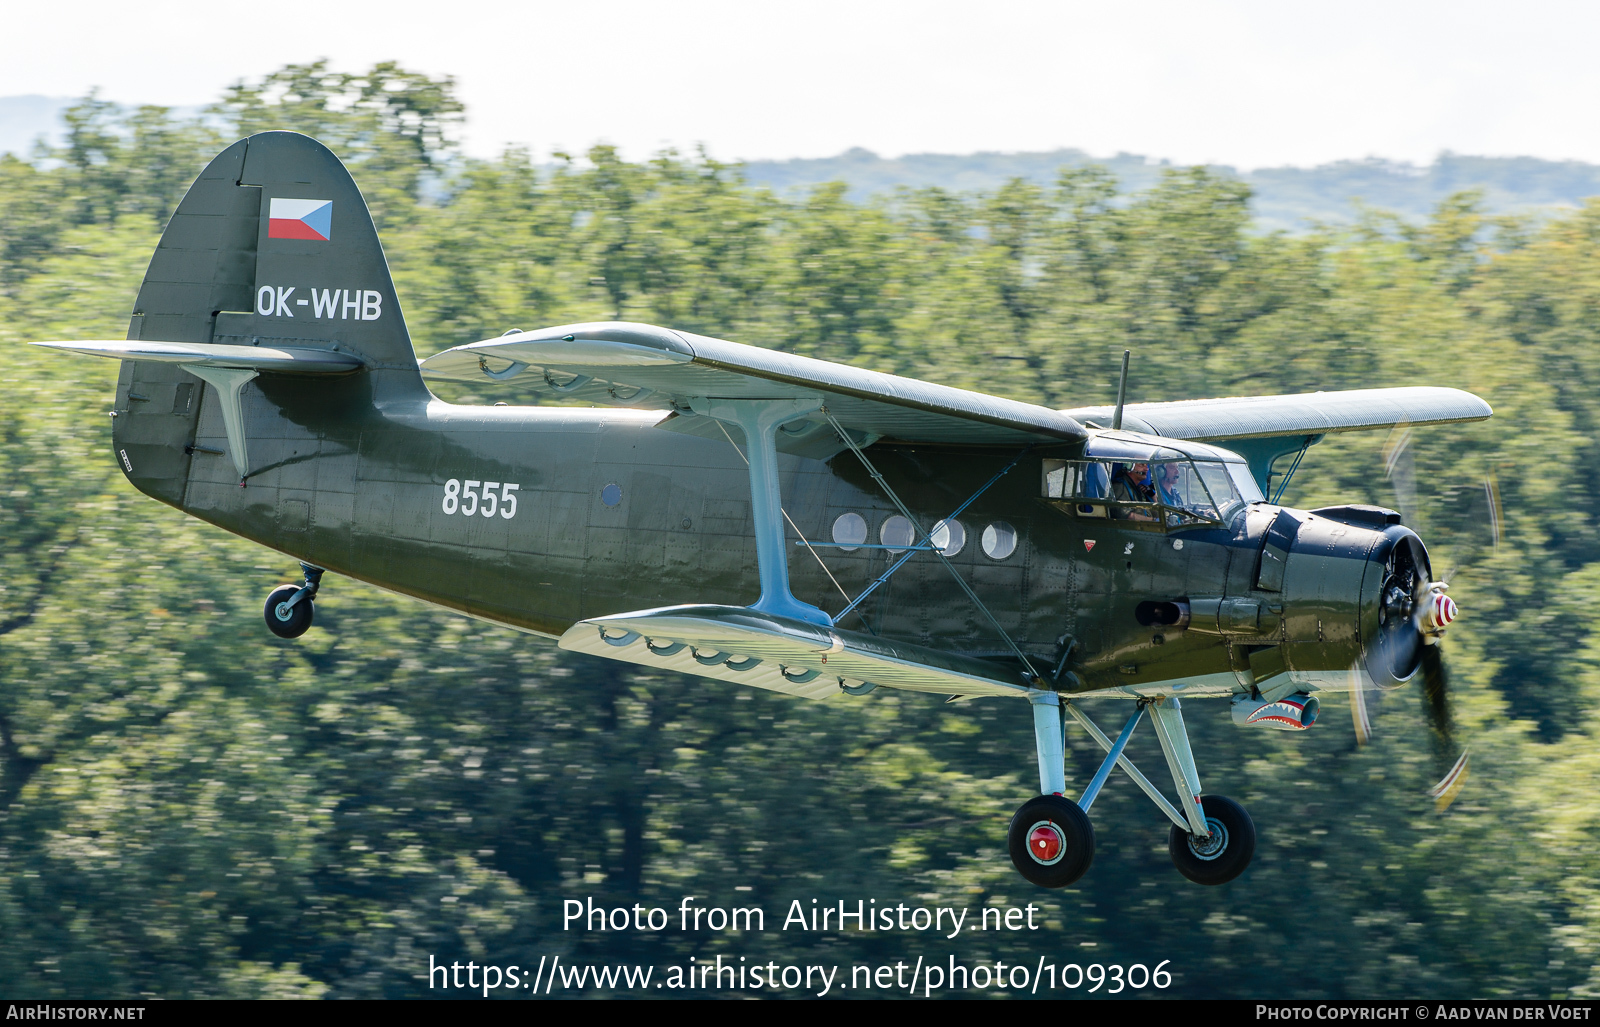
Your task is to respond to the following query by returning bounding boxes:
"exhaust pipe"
[1135,600,1191,629]
[1231,692,1319,731]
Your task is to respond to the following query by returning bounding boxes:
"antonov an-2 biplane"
[35,133,1490,888]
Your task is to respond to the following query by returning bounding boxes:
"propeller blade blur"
[1428,751,1470,812]
[1420,644,1467,811]
[1382,424,1417,525]
[1484,474,1502,551]
[1441,473,1501,583]
[1350,663,1373,746]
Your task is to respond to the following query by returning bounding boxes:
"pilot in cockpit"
[1155,461,1193,525]
[1155,462,1184,507]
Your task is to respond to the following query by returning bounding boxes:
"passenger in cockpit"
[1112,462,1156,520]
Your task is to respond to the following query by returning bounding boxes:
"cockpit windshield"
[1044,456,1260,529]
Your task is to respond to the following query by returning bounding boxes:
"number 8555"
[443,479,520,518]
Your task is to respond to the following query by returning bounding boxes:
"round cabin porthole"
[982,521,1017,560]
[930,518,966,556]
[832,512,867,551]
[880,515,915,550]
[601,483,623,507]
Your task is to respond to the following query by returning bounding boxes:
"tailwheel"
[1168,794,1255,885]
[263,563,323,639]
[264,584,313,638]
[1008,794,1095,888]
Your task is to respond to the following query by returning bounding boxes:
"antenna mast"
[1112,349,1130,430]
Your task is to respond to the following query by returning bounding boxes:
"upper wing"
[419,321,1086,446]
[1062,387,1492,441]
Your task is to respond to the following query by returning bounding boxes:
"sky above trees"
[5,0,1599,167]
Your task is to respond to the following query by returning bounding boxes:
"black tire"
[264,584,313,639]
[1169,794,1255,885]
[1008,795,1095,888]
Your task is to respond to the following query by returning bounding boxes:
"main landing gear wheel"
[1169,794,1255,886]
[264,584,313,638]
[1008,795,1095,888]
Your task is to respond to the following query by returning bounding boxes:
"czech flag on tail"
[268,198,333,241]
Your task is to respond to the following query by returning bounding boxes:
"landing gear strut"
[1008,692,1096,888]
[1147,698,1255,885]
[1010,693,1255,888]
[264,563,323,639]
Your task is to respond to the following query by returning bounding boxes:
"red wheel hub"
[1028,822,1064,863]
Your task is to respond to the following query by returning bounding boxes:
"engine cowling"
[1226,508,1455,692]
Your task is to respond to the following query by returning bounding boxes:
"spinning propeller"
[1347,426,1498,810]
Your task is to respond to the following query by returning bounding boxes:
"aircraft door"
[1049,521,1083,682]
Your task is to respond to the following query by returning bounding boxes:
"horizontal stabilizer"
[1063,386,1491,441]
[557,604,1032,700]
[420,322,1086,447]
[32,339,363,374]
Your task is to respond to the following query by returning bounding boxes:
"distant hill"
[741,147,1600,232]
[8,94,1599,230]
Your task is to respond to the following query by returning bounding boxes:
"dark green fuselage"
[101,130,1401,702]
[111,356,1386,698]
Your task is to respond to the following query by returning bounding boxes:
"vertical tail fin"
[104,132,426,504]
[130,131,426,404]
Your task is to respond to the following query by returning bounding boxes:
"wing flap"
[557,604,1031,699]
[33,339,363,374]
[420,321,1086,446]
[1063,386,1491,441]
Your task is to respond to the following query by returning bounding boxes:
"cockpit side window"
[1083,462,1110,499]
[1044,458,1229,528]
[1151,460,1220,526]
[1227,462,1265,504]
[1044,460,1067,498]
[1043,459,1111,500]
[1193,461,1254,525]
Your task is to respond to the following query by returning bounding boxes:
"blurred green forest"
[2,63,1600,999]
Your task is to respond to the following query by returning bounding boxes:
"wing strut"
[822,409,1043,679]
[689,396,833,626]
[1269,434,1316,503]
[1063,701,1190,831]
